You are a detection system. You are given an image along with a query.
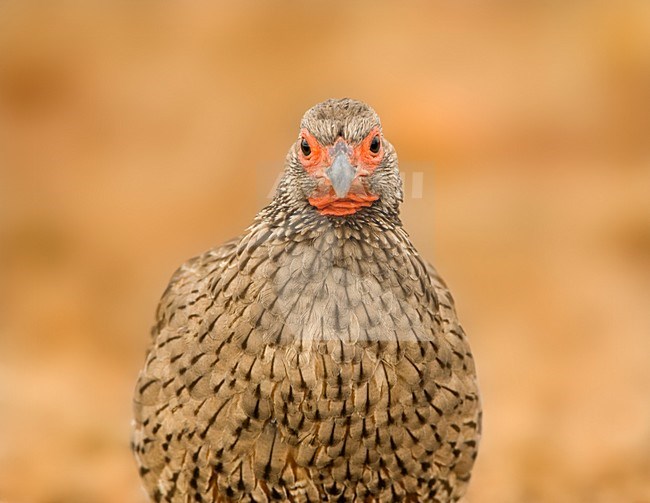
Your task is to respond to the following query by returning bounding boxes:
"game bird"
[132,98,481,502]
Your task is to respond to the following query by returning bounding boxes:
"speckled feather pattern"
[132,99,481,502]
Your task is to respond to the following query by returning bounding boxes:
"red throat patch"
[308,193,379,216]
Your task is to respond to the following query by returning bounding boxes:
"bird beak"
[325,142,356,198]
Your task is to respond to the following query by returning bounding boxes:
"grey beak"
[326,152,356,198]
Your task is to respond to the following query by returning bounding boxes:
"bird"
[132,98,481,502]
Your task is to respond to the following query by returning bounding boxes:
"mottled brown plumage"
[132,99,481,502]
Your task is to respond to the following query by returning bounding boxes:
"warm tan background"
[1,2,649,502]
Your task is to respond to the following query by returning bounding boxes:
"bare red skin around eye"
[298,129,329,173]
[353,126,383,172]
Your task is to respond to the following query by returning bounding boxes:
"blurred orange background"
[1,2,649,502]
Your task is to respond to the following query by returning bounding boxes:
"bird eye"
[369,135,381,154]
[300,138,311,156]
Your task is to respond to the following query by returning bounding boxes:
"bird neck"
[259,197,403,238]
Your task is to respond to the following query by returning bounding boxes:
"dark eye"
[300,138,311,156]
[369,135,381,154]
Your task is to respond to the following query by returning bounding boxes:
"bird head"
[277,99,403,218]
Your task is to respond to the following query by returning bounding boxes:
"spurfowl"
[132,98,481,502]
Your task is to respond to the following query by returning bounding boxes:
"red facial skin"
[299,127,383,216]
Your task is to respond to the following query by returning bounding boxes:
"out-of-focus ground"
[0,2,649,502]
